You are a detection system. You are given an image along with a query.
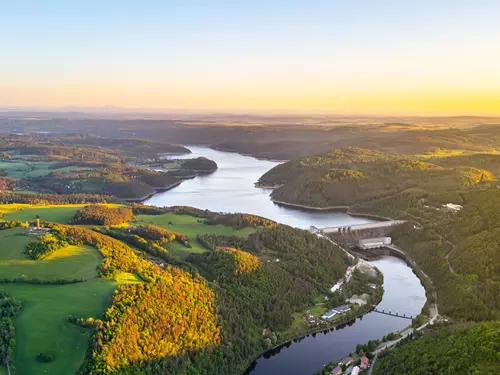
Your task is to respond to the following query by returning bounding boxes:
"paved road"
[367,353,378,375]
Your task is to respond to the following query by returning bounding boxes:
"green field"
[0,161,32,178]
[0,160,82,179]
[0,223,137,375]
[0,203,122,224]
[0,228,101,280]
[1,280,121,375]
[135,213,255,258]
[0,216,139,375]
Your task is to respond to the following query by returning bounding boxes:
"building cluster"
[321,305,351,320]
[330,355,369,374]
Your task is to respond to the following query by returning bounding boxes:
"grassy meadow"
[0,204,138,375]
[1,280,121,375]
[0,160,80,179]
[135,212,255,258]
[0,228,101,280]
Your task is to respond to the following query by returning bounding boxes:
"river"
[144,145,426,375]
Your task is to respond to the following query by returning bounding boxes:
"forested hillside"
[260,147,497,208]
[90,225,351,375]
[374,322,500,375]
[262,147,500,374]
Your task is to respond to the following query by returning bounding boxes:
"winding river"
[144,146,426,375]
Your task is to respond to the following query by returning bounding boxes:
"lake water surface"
[144,146,426,375]
[144,146,373,229]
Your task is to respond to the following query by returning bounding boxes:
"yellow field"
[0,203,122,224]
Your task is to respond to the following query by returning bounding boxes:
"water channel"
[144,146,426,375]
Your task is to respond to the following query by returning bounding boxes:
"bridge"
[320,220,406,234]
[372,307,413,320]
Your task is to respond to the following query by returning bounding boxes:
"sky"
[1,0,500,115]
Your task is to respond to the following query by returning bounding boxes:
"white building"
[358,237,391,250]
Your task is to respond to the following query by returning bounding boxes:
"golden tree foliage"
[94,267,220,371]
[218,247,261,274]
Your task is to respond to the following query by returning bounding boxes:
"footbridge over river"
[320,220,407,234]
[371,306,413,320]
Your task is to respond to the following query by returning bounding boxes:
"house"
[330,366,342,375]
[330,279,344,293]
[333,305,351,314]
[338,357,354,367]
[360,356,369,370]
[322,309,338,319]
[351,366,360,375]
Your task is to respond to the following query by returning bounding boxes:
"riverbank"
[243,263,384,374]
[271,199,394,221]
[243,292,383,375]
[125,181,183,202]
[271,199,351,212]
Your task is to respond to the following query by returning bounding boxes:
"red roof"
[360,356,369,369]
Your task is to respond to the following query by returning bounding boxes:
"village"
[301,259,381,329]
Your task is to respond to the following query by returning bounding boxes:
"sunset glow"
[1,0,499,115]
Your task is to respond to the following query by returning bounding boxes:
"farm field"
[135,212,255,257]
[0,203,122,223]
[0,228,101,280]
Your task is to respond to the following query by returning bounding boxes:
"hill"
[0,203,358,375]
[259,147,491,208]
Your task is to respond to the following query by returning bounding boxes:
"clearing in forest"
[135,212,255,258]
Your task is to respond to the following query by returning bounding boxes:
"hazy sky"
[2,0,500,114]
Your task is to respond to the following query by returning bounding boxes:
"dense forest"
[0,292,22,374]
[374,322,500,374]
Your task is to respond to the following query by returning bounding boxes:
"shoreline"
[254,183,283,189]
[271,199,394,221]
[210,145,288,163]
[125,181,183,202]
[271,199,351,212]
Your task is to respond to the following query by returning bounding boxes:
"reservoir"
[144,146,373,229]
[144,146,427,375]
